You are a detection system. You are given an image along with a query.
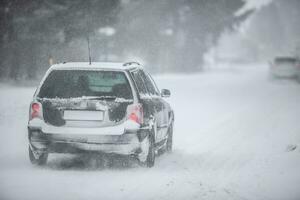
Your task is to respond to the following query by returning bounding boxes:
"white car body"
[269,57,299,78]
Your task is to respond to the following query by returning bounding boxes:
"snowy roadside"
[1,64,300,200]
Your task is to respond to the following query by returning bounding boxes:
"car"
[269,56,299,78]
[27,61,174,168]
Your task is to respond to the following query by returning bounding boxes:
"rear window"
[275,57,297,64]
[38,70,133,99]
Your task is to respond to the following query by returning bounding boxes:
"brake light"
[126,104,143,124]
[129,113,139,122]
[30,102,43,120]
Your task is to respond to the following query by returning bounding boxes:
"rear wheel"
[29,146,48,166]
[166,123,173,153]
[145,135,155,168]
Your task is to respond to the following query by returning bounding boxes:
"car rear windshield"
[275,57,297,64]
[38,70,133,99]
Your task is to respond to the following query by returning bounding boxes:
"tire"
[145,135,155,168]
[29,146,48,166]
[166,123,173,153]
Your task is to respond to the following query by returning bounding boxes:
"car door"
[140,70,169,142]
[146,71,170,137]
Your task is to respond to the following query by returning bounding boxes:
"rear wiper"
[81,96,117,100]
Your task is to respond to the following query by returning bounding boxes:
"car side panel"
[139,70,169,142]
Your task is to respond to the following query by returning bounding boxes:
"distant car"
[28,62,174,168]
[269,56,299,78]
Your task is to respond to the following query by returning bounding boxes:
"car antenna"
[86,7,92,65]
[87,35,91,65]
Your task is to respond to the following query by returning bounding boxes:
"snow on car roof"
[49,62,141,71]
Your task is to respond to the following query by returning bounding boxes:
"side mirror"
[161,89,171,98]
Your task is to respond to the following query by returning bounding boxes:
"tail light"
[126,104,143,124]
[30,102,43,120]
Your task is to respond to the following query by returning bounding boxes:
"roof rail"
[123,61,140,66]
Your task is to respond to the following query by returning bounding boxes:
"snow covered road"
[1,64,300,200]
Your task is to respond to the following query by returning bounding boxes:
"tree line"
[0,0,252,80]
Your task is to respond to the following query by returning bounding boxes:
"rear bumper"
[28,127,150,162]
[270,67,298,78]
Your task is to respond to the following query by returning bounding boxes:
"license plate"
[63,110,104,121]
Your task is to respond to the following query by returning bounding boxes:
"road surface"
[0,64,300,200]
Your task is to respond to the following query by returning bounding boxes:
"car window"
[275,57,297,64]
[38,70,133,99]
[145,72,160,96]
[140,70,160,96]
[131,70,148,96]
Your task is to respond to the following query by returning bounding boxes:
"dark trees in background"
[116,0,252,73]
[0,0,120,80]
[236,0,300,61]
[0,0,251,80]
[175,0,252,72]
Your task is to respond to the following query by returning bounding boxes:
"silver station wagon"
[28,62,174,167]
